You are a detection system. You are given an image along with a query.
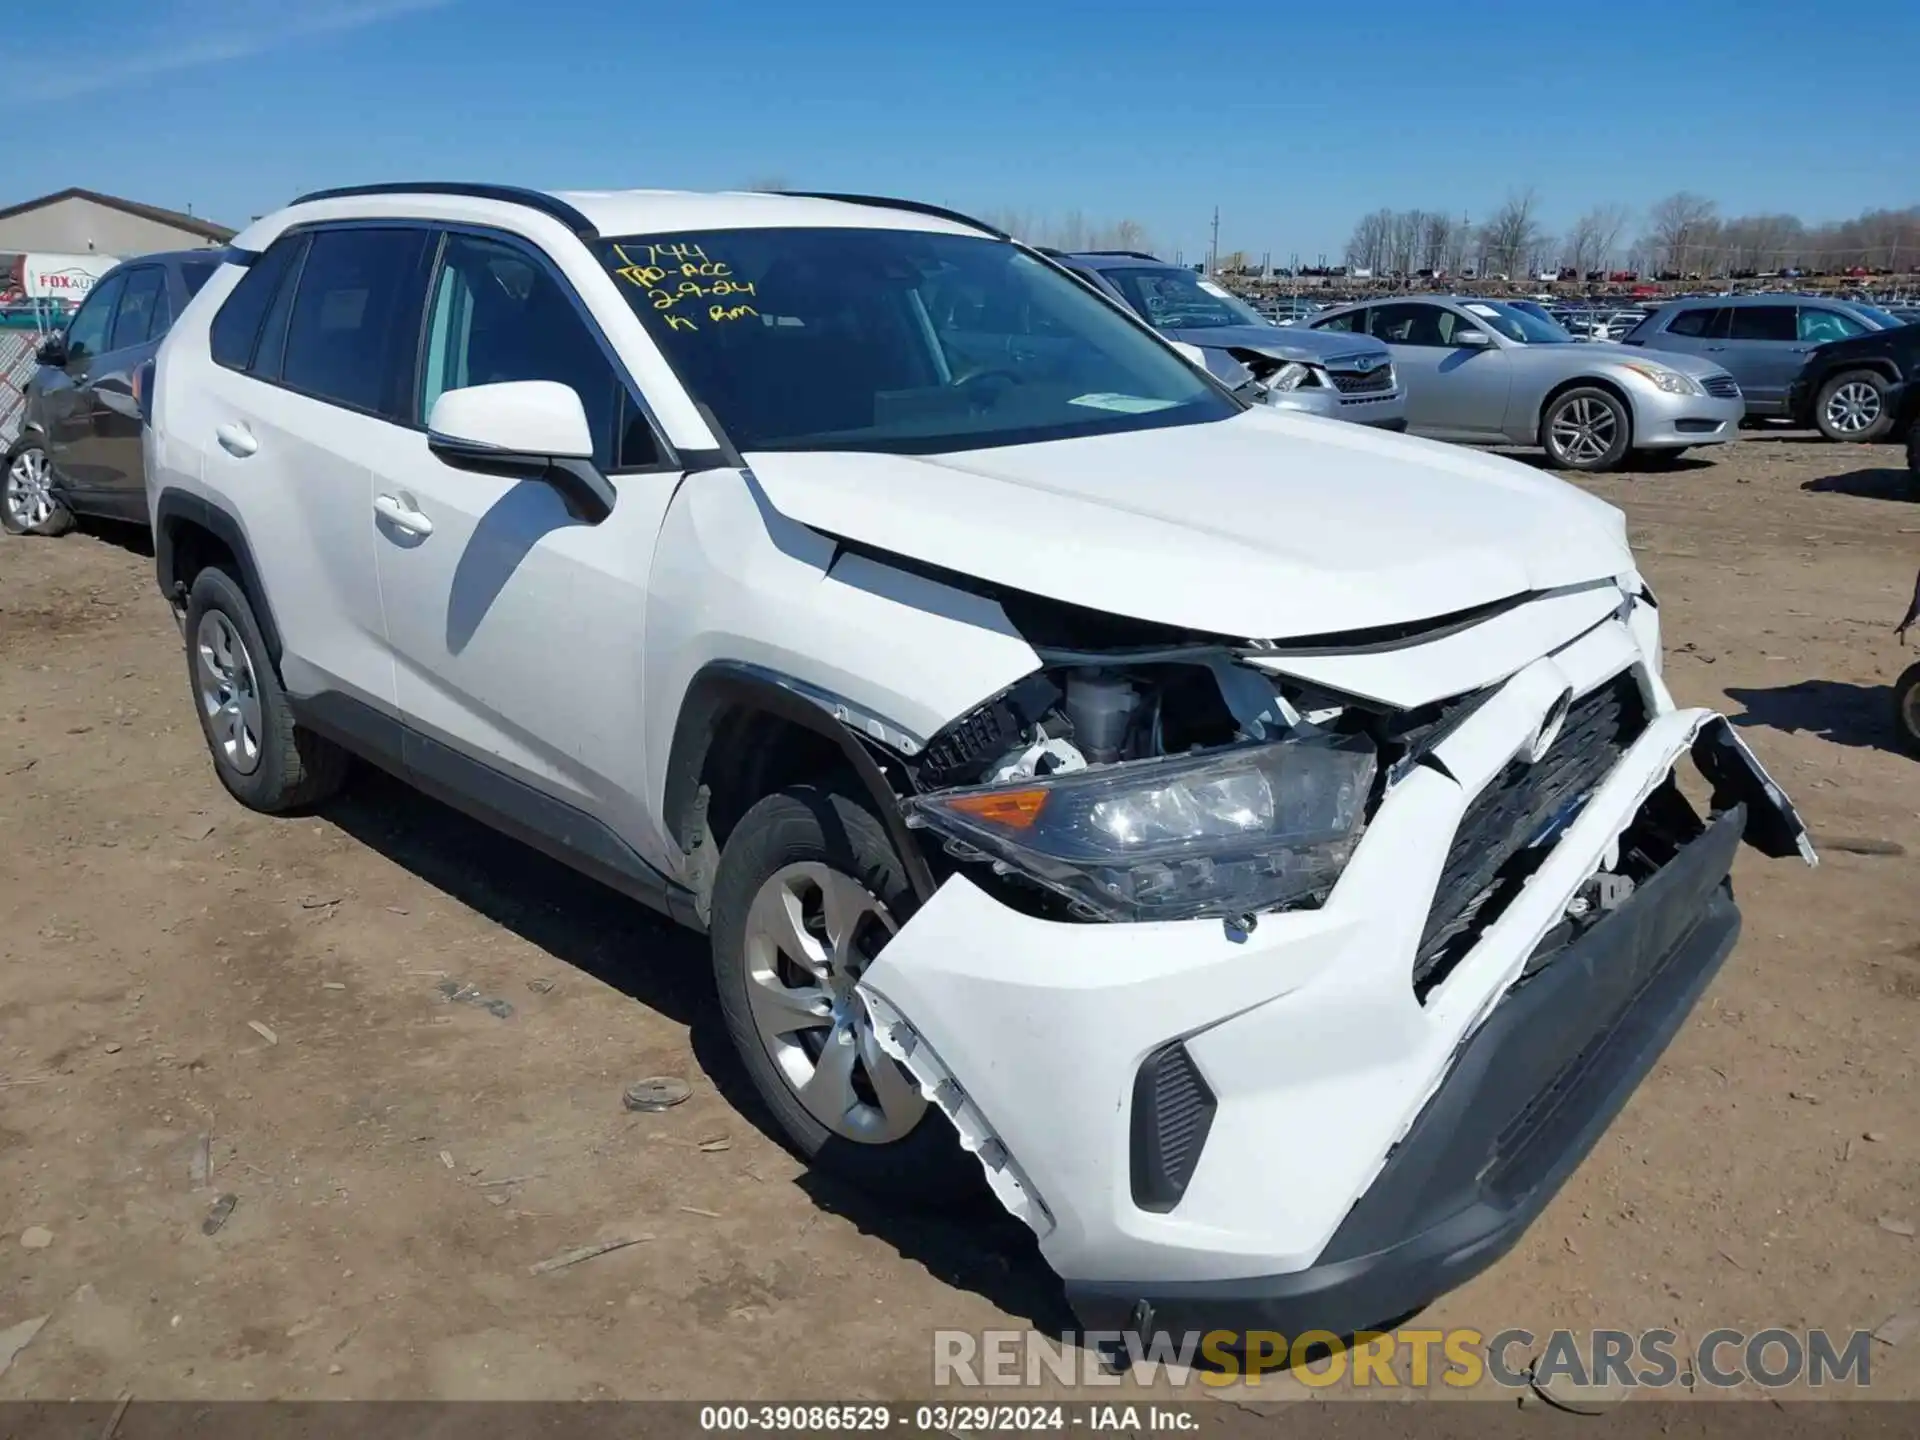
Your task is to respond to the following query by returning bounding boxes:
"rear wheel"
[710,785,977,1204]
[1814,370,1892,443]
[1542,387,1632,472]
[2,443,74,536]
[183,567,350,812]
[1895,663,1920,759]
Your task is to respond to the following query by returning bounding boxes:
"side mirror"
[1453,328,1492,348]
[35,335,67,367]
[426,380,616,524]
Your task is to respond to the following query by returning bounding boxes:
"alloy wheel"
[1823,381,1882,437]
[1549,397,1618,466]
[4,447,54,531]
[741,861,925,1144]
[194,611,264,776]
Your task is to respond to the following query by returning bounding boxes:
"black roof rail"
[288,183,598,239]
[1074,249,1162,262]
[770,191,1008,240]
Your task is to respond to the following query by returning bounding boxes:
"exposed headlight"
[907,735,1377,922]
[1268,361,1315,392]
[1621,361,1703,396]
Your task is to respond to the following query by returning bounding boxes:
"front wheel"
[1896,663,1920,759]
[2,443,75,536]
[1815,370,1892,443]
[710,785,977,1205]
[1542,387,1632,472]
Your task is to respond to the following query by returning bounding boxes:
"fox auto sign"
[21,253,118,299]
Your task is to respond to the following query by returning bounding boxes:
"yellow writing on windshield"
[613,241,760,331]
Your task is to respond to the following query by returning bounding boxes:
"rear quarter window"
[210,239,304,371]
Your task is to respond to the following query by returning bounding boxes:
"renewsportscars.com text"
[933,1327,1875,1390]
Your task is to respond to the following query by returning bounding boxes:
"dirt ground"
[2,433,1917,1405]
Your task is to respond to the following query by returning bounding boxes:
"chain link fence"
[1,331,42,448]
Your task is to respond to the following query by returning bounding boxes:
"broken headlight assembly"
[1265,361,1318,392]
[906,733,1376,923]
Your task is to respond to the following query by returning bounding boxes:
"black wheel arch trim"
[153,487,285,664]
[663,661,937,903]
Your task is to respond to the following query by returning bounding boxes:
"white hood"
[744,408,1633,641]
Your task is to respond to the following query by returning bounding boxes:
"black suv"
[3,250,220,536]
[1787,318,1920,443]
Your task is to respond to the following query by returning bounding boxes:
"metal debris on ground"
[189,1133,211,1188]
[528,1234,653,1275]
[698,1137,732,1152]
[437,979,514,1019]
[477,1173,542,1188]
[0,1315,49,1379]
[1874,1308,1920,1347]
[1878,1216,1916,1238]
[623,1077,692,1112]
[439,1151,455,1170]
[201,1194,238,1236]
[527,978,555,994]
[680,1206,721,1218]
[1527,1361,1635,1415]
[1813,834,1907,857]
[247,1020,278,1046]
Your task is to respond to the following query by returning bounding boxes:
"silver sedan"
[1307,297,1745,471]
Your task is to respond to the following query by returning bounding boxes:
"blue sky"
[18,0,1918,262]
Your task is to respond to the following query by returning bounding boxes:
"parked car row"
[1622,294,1913,440]
[3,249,219,534]
[2,182,1822,1344]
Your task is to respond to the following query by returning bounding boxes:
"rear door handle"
[374,493,433,537]
[215,422,257,457]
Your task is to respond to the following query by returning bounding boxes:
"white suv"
[145,183,1813,1343]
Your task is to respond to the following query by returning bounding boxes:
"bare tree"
[1420,212,1454,272]
[1645,191,1719,275]
[1563,203,1632,274]
[1478,187,1542,278]
[1096,218,1153,254]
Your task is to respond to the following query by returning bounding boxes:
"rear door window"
[1314,308,1367,333]
[279,227,433,419]
[211,239,304,371]
[109,267,166,350]
[1663,306,1726,339]
[1727,306,1797,342]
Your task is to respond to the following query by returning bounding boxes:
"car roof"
[1665,293,1864,308]
[1057,251,1176,271]
[232,185,1001,253]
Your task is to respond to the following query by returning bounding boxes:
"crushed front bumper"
[1067,802,1744,1339]
[859,618,1810,1335]
[1265,385,1408,431]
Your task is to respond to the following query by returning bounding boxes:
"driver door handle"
[215,422,257,457]
[374,493,433,537]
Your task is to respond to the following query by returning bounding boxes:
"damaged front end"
[836,581,1813,1324]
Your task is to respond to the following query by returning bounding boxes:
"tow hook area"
[860,988,1056,1239]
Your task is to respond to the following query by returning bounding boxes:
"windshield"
[1459,300,1576,344]
[601,229,1238,454]
[1099,267,1270,331]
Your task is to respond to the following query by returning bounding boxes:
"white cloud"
[22,0,454,101]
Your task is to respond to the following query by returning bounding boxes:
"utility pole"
[1208,206,1219,276]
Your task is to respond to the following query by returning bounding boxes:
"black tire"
[1813,369,1893,443]
[182,567,350,813]
[1895,663,1920,760]
[1541,386,1633,472]
[710,785,978,1205]
[1,441,75,536]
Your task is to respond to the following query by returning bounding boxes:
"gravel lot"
[2,433,1917,1403]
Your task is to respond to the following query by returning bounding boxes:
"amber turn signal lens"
[946,788,1049,830]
